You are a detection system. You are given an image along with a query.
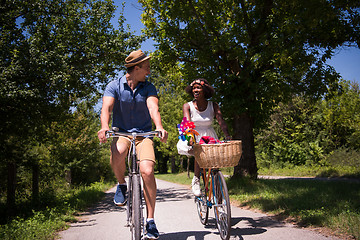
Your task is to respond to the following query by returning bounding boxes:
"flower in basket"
[177,117,199,144]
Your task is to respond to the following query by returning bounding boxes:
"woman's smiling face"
[192,83,204,99]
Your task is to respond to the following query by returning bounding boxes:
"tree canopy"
[1,0,143,131]
[0,0,143,213]
[139,0,360,177]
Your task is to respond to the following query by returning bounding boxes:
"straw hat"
[124,50,151,68]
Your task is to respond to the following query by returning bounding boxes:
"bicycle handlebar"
[105,129,162,139]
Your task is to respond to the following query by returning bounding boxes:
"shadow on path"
[156,186,193,202]
[74,190,126,219]
[155,181,285,239]
[159,216,271,240]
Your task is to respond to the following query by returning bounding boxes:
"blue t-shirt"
[103,75,158,132]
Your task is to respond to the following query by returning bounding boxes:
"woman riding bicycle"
[182,78,231,196]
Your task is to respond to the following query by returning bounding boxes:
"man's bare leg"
[110,140,128,184]
[140,160,156,218]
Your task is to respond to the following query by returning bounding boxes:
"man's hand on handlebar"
[157,129,168,143]
[97,128,109,144]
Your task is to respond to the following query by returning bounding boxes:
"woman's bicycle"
[193,140,242,240]
[106,128,161,240]
[196,168,231,239]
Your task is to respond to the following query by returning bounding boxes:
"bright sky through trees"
[112,1,360,86]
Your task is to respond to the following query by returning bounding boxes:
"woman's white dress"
[188,101,218,142]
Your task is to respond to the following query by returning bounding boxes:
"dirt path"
[58,178,341,240]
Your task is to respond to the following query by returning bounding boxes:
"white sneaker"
[191,176,201,197]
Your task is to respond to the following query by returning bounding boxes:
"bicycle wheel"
[126,175,133,228]
[213,171,231,240]
[195,171,209,225]
[131,174,142,240]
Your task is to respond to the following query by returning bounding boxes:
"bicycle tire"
[196,171,209,225]
[126,175,133,228]
[131,174,142,240]
[213,171,231,240]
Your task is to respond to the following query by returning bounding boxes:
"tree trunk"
[187,157,190,178]
[233,112,258,178]
[171,156,176,173]
[32,163,39,205]
[158,157,168,174]
[7,161,16,217]
[65,169,72,185]
[180,158,183,172]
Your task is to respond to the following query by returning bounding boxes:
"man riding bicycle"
[97,49,168,239]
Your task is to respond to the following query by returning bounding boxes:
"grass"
[227,176,360,239]
[156,171,194,185]
[259,164,360,179]
[0,208,71,240]
[257,148,360,179]
[155,170,360,240]
[0,181,115,240]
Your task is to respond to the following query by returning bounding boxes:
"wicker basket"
[193,140,242,168]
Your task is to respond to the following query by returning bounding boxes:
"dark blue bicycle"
[106,129,161,240]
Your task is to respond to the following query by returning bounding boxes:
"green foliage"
[149,58,190,173]
[320,148,360,178]
[140,0,359,122]
[0,0,140,138]
[330,211,360,240]
[140,0,360,176]
[0,0,141,214]
[255,95,324,166]
[45,102,113,185]
[0,181,113,240]
[0,209,67,240]
[256,80,360,172]
[0,103,114,221]
[320,81,360,150]
[326,148,360,169]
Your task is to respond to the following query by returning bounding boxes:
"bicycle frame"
[126,132,143,239]
[198,168,217,208]
[195,168,231,240]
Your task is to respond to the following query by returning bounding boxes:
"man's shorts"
[112,136,155,162]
